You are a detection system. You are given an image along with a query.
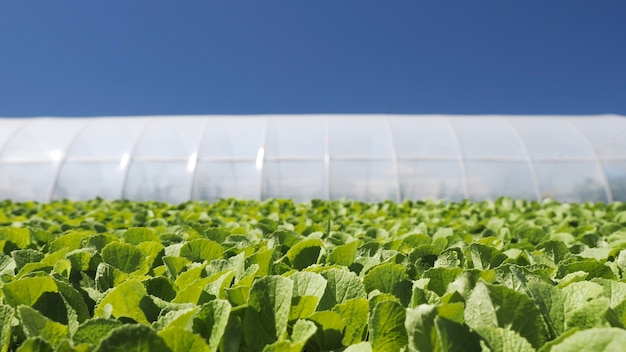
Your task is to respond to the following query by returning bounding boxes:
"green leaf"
[49,231,87,252]
[332,298,369,346]
[263,319,317,352]
[171,277,212,304]
[243,276,293,351]
[285,238,324,270]
[435,316,481,352]
[203,227,231,243]
[464,281,549,348]
[328,241,359,267]
[475,326,535,352]
[101,242,149,275]
[291,271,327,298]
[2,276,58,307]
[515,224,547,245]
[162,256,191,279]
[205,270,235,300]
[73,318,123,345]
[0,227,31,249]
[153,307,198,332]
[593,278,626,326]
[434,248,463,268]
[287,295,317,322]
[363,262,408,294]
[15,337,53,352]
[144,276,177,301]
[174,264,208,291]
[0,305,14,352]
[468,243,507,270]
[558,258,616,280]
[526,281,565,337]
[137,241,165,269]
[0,254,15,277]
[422,267,462,297]
[94,279,149,323]
[95,324,171,352]
[12,249,44,271]
[192,299,231,350]
[179,239,223,263]
[369,300,408,352]
[318,269,366,310]
[249,247,274,277]
[561,281,611,330]
[446,269,488,300]
[344,342,373,352]
[66,248,96,272]
[291,318,318,344]
[289,271,327,320]
[18,305,69,347]
[123,227,159,245]
[405,304,438,352]
[542,327,626,352]
[158,328,210,352]
[54,278,90,324]
[307,311,345,351]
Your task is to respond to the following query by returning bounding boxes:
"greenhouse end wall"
[1,114,625,203]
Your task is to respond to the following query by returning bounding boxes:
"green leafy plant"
[0,197,624,351]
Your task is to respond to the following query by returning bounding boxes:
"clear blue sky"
[1,1,625,117]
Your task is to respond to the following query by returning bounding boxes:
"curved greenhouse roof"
[0,115,625,203]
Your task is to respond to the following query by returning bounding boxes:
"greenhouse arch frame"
[0,114,625,203]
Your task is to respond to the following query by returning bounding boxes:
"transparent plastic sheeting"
[0,115,625,203]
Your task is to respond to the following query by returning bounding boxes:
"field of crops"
[1,198,626,351]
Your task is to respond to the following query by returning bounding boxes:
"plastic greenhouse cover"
[0,114,625,203]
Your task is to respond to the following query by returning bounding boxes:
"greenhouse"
[0,114,625,204]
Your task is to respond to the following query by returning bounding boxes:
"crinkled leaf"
[333,297,369,346]
[286,238,324,270]
[318,269,366,310]
[192,299,231,350]
[123,227,159,245]
[179,239,223,263]
[363,262,408,294]
[73,318,123,345]
[289,271,327,320]
[18,305,69,347]
[369,300,407,352]
[405,304,438,352]
[468,243,507,270]
[243,276,293,351]
[12,249,44,271]
[158,327,210,352]
[95,324,170,352]
[562,281,611,330]
[422,267,462,297]
[465,281,548,348]
[435,316,481,352]
[263,319,317,352]
[344,342,373,352]
[328,241,359,267]
[94,279,149,323]
[2,276,58,307]
[144,276,177,301]
[101,242,149,275]
[307,311,345,351]
[475,326,535,352]
[153,307,199,331]
[0,227,31,249]
[15,337,53,352]
[543,327,626,352]
[49,231,87,252]
[0,305,14,352]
